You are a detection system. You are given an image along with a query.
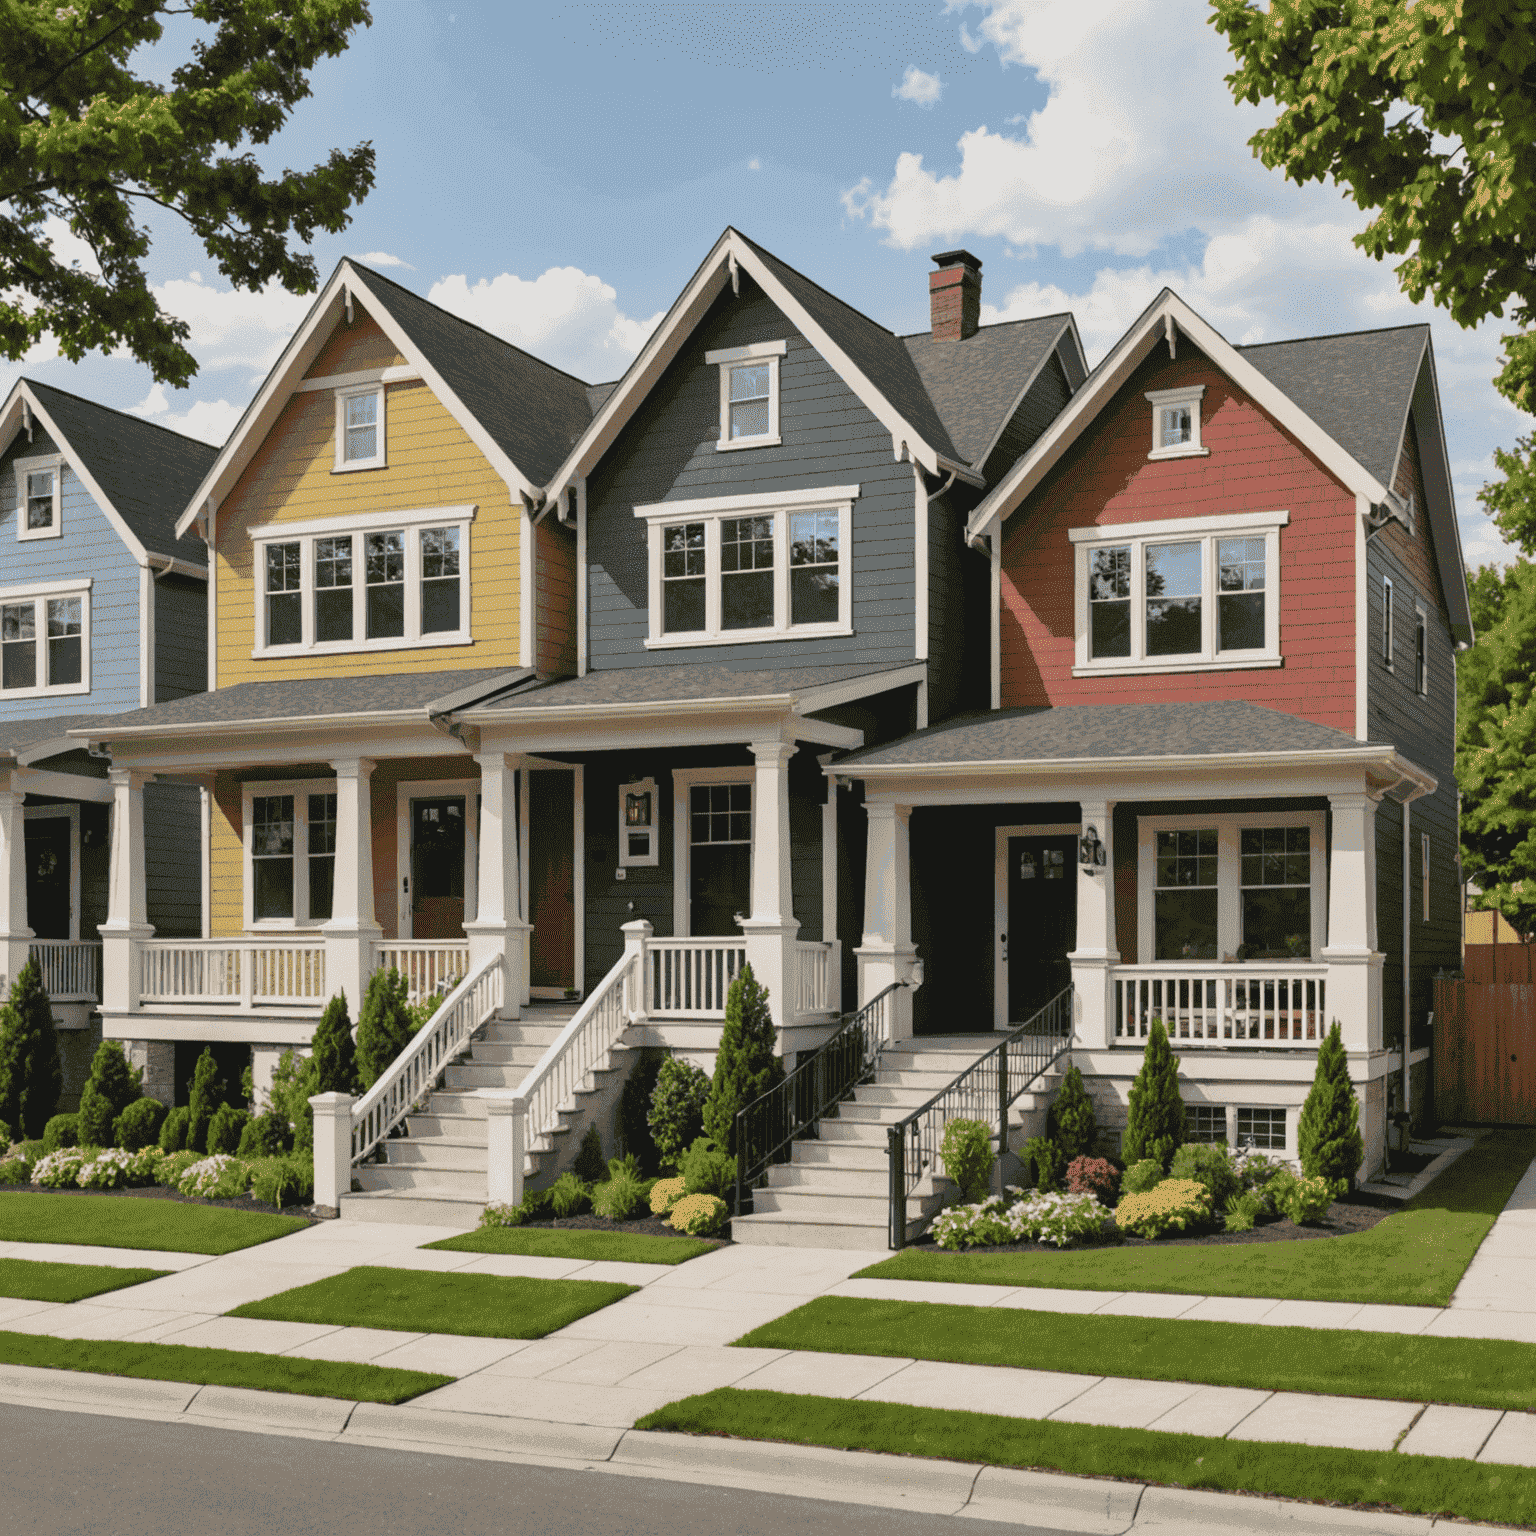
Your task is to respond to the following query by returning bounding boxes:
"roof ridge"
[1238,321,1431,350]
[20,377,219,449]
[898,312,1075,342]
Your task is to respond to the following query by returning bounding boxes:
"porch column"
[1323,790,1384,1053]
[0,779,32,991]
[1068,798,1118,1049]
[740,738,800,1036]
[101,768,152,1014]
[464,751,530,1019]
[322,757,382,1016]
[855,799,918,1040]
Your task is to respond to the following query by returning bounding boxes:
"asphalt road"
[0,1402,1067,1535]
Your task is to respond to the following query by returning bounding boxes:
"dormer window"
[13,455,64,541]
[334,384,385,472]
[1145,385,1208,461]
[707,340,785,451]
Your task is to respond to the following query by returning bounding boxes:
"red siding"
[999,347,1357,732]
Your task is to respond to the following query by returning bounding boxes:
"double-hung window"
[1071,511,1285,675]
[0,581,89,696]
[12,454,64,541]
[245,782,337,926]
[707,340,785,450]
[1145,385,1208,460]
[334,384,385,472]
[638,485,856,646]
[251,506,473,655]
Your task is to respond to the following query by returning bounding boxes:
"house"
[0,380,214,1102]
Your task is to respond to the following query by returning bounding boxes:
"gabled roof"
[0,379,216,571]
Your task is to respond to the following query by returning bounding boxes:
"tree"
[0,959,61,1138]
[310,992,358,1095]
[355,967,413,1089]
[77,1039,142,1145]
[1298,1021,1365,1185]
[1,1,375,387]
[1122,1019,1186,1171]
[185,1046,223,1153]
[702,964,784,1159]
[1047,1063,1099,1161]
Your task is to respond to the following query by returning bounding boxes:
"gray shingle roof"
[0,713,117,761]
[25,380,217,567]
[839,701,1381,768]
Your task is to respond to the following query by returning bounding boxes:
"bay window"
[0,582,89,695]
[245,783,337,926]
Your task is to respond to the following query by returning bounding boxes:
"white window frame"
[1145,385,1208,461]
[707,340,785,451]
[1414,602,1428,697]
[636,484,856,648]
[1136,809,1327,965]
[23,802,81,940]
[249,504,475,657]
[1234,1105,1291,1155]
[1070,510,1286,677]
[618,777,660,868]
[242,778,337,930]
[333,382,386,473]
[1422,831,1431,923]
[0,577,91,698]
[671,765,754,937]
[13,453,65,542]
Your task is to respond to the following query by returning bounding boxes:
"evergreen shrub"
[701,964,783,1158]
[648,1056,711,1171]
[77,1041,143,1146]
[113,1097,167,1151]
[1120,1158,1164,1196]
[41,1113,78,1153]
[573,1123,606,1183]
[236,1109,291,1159]
[1113,1178,1212,1239]
[649,1176,686,1216]
[0,1154,29,1184]
[207,1103,250,1156]
[310,993,359,1095]
[680,1135,735,1200]
[617,1047,667,1175]
[0,959,61,1138]
[355,969,413,1089]
[668,1192,726,1236]
[158,1105,190,1153]
[1298,1021,1365,1186]
[1122,1019,1185,1170]
[0,1116,11,1148]
[1169,1141,1239,1208]
[1047,1065,1098,1160]
[1022,1135,1064,1193]
[1284,1174,1337,1225]
[185,1048,224,1153]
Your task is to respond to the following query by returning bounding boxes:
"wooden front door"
[528,769,575,991]
[998,832,1078,1027]
[25,816,71,940]
[410,796,466,940]
[1435,978,1536,1124]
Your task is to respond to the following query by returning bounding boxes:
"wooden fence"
[1464,943,1536,985]
[1434,976,1536,1124]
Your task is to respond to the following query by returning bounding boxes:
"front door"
[527,769,576,992]
[688,781,752,937]
[410,797,466,939]
[998,831,1077,1026]
[25,816,71,940]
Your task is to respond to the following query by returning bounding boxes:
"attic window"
[706,340,785,451]
[334,383,385,472]
[13,455,64,541]
[1145,385,1208,462]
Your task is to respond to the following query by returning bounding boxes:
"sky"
[6,0,1527,568]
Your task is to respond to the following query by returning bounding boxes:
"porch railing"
[139,939,327,1008]
[887,985,1074,1250]
[646,936,746,1017]
[734,981,907,1217]
[793,940,839,1017]
[1113,965,1328,1046]
[373,941,470,1005]
[30,940,102,1003]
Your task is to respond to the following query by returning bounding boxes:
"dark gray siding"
[145,780,201,937]
[980,350,1073,488]
[586,277,919,672]
[154,571,207,701]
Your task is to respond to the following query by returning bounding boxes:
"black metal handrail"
[733,981,908,1217]
[886,985,1074,1250]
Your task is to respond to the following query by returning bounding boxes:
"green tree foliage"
[1298,1021,1365,1186]
[647,1055,711,1172]
[77,1040,143,1146]
[1122,1020,1186,1171]
[0,958,61,1138]
[311,993,358,1095]
[185,1046,223,1154]
[355,968,413,1089]
[702,964,784,1159]
[114,1096,166,1151]
[1047,1063,1098,1160]
[0,1,375,386]
[268,1048,318,1155]
[206,1102,249,1156]
[617,1046,666,1176]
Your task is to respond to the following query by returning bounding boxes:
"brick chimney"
[929,249,982,340]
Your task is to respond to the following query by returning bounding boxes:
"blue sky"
[8,0,1526,566]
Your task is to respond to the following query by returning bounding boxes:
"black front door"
[411,797,466,939]
[25,816,71,940]
[1006,834,1077,1023]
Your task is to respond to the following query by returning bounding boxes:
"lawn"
[857,1129,1536,1306]
[230,1265,638,1338]
[737,1296,1536,1412]
[636,1389,1536,1529]
[0,1330,447,1403]
[0,1256,168,1303]
[425,1228,717,1265]
[0,1194,308,1255]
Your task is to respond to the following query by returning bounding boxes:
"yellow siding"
[210,776,244,938]
[303,313,404,378]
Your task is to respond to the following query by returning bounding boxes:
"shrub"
[0,1116,10,1149]
[680,1135,735,1201]
[940,1117,994,1203]
[1114,1178,1212,1239]
[1224,1190,1265,1233]
[573,1123,606,1184]
[591,1172,647,1221]
[1022,1134,1064,1193]
[479,1201,525,1229]
[1120,1158,1164,1197]
[1122,1019,1185,1171]
[114,1097,167,1151]
[32,1147,87,1188]
[649,1176,686,1216]
[185,1047,224,1153]
[668,1192,727,1236]
[1234,1150,1283,1195]
[156,1149,200,1189]
[648,1056,711,1171]
[77,1147,157,1190]
[1047,1065,1098,1160]
[1170,1142,1239,1209]
[702,964,783,1159]
[311,993,359,1095]
[355,969,414,1090]
[932,1190,1116,1251]
[1065,1155,1120,1204]
[0,958,62,1138]
[1298,1022,1365,1187]
[237,1110,291,1159]
[932,1195,1017,1251]
[77,1041,143,1146]
[178,1154,251,1200]
[18,1139,41,1163]
[158,1105,191,1153]
[206,1104,249,1156]
[608,1152,640,1182]
[617,1047,667,1176]
[268,1048,319,1156]
[41,1113,78,1153]
[249,1155,313,1208]
[0,1154,29,1184]
[549,1171,590,1219]
[1284,1174,1337,1225]
[1264,1166,1299,1218]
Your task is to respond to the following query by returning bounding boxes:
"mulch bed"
[0,1183,321,1225]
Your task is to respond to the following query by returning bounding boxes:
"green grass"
[424,1227,716,1264]
[0,1329,448,1403]
[0,1256,168,1302]
[0,1193,308,1255]
[229,1265,638,1338]
[636,1389,1536,1529]
[737,1296,1536,1411]
[857,1129,1536,1306]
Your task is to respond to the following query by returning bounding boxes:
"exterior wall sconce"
[1079,825,1106,872]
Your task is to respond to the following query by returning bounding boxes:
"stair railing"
[733,981,908,1218]
[885,985,1074,1251]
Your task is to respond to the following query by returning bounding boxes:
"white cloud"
[427,266,663,382]
[149,275,311,376]
[129,384,242,446]
[894,66,943,108]
[748,157,762,171]
[360,251,415,270]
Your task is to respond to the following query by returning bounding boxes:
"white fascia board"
[67,709,442,746]
[80,720,466,773]
[965,290,1396,545]
[795,662,927,714]
[633,484,861,520]
[14,765,114,799]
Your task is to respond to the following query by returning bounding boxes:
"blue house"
[0,379,214,1101]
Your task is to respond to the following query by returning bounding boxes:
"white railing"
[373,941,470,1005]
[794,940,839,1016]
[30,940,102,1002]
[351,951,504,1162]
[1113,965,1328,1047]
[139,939,327,1008]
[646,936,746,1018]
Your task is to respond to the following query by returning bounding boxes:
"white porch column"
[483,1091,527,1208]
[464,751,530,1019]
[854,799,918,1040]
[1323,790,1384,1053]
[1067,799,1118,1049]
[739,738,800,1036]
[321,757,382,1014]
[101,768,152,1014]
[308,1091,353,1211]
[0,780,33,991]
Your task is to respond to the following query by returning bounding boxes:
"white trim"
[576,476,588,678]
[714,349,781,452]
[796,662,928,715]
[989,534,1001,710]
[617,777,660,868]
[139,565,153,707]
[914,463,929,662]
[0,576,93,600]
[12,768,114,801]
[332,382,386,474]
[633,485,860,520]
[13,453,64,542]
[23,801,81,940]
[704,340,787,365]
[1145,384,1209,461]
[247,503,477,543]
[200,779,212,939]
[207,500,218,692]
[0,584,91,700]
[295,364,420,393]
[670,765,754,936]
[994,822,1080,1028]
[1067,508,1288,545]
[519,501,534,669]
[242,777,338,930]
[394,778,479,940]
